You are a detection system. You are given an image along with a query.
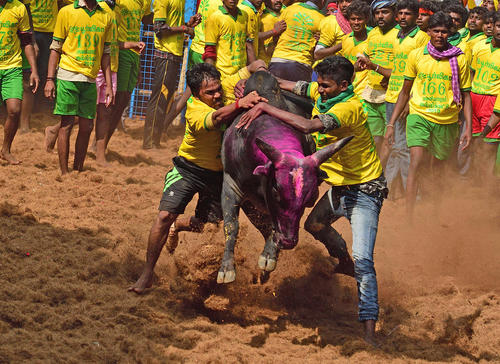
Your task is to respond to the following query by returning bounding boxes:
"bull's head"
[253,136,353,249]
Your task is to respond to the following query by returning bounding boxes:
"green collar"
[458,27,470,38]
[396,25,419,42]
[467,31,485,41]
[74,0,103,16]
[448,32,461,46]
[218,5,242,20]
[263,8,279,17]
[349,29,369,45]
[241,0,258,13]
[315,85,354,113]
[298,2,322,14]
[487,37,500,52]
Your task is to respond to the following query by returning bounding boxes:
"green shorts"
[365,101,386,137]
[406,114,459,160]
[117,49,140,93]
[54,79,97,119]
[0,67,23,101]
[188,50,203,68]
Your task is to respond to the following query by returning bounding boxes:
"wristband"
[386,124,394,128]
[47,77,55,81]
[182,25,187,32]
[235,99,240,109]
[272,28,278,36]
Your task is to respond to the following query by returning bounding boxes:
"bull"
[217,72,352,284]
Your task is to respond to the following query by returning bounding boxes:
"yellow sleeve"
[328,102,355,128]
[205,12,218,46]
[143,0,152,16]
[18,4,30,32]
[415,31,429,48]
[459,54,472,90]
[52,7,68,41]
[317,17,333,47]
[470,43,479,71]
[404,49,417,80]
[104,13,114,44]
[307,82,320,101]
[154,0,167,21]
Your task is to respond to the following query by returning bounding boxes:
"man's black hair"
[186,63,221,97]
[396,0,419,15]
[469,5,488,19]
[346,0,371,19]
[419,0,439,13]
[445,4,469,27]
[428,11,454,30]
[314,56,354,85]
[485,9,496,21]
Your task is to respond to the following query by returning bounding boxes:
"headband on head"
[419,8,434,15]
[371,0,397,11]
[327,2,338,9]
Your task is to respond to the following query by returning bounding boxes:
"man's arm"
[357,54,392,78]
[460,91,472,150]
[314,43,342,61]
[101,53,113,106]
[23,43,39,93]
[246,40,256,63]
[44,49,61,99]
[258,20,286,41]
[481,111,500,137]
[237,102,323,133]
[211,91,267,127]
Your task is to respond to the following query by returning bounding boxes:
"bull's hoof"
[217,269,236,284]
[258,254,277,272]
[259,270,271,284]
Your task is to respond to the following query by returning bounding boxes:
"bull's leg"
[241,201,279,273]
[217,178,242,284]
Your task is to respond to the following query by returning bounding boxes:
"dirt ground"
[0,112,499,363]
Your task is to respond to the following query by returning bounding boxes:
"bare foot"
[1,150,21,165]
[165,225,179,253]
[363,320,379,347]
[364,334,380,347]
[128,271,153,294]
[96,158,110,168]
[333,257,355,277]
[44,126,57,152]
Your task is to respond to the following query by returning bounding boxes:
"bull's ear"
[255,138,284,164]
[310,135,354,166]
[253,161,272,176]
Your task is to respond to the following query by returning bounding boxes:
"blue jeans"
[385,102,410,188]
[327,187,382,321]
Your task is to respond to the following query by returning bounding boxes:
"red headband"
[419,8,434,15]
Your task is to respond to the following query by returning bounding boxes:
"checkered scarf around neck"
[426,41,464,106]
[336,10,351,34]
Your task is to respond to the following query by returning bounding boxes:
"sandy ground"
[0,112,499,363]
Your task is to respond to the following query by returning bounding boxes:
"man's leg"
[128,210,178,293]
[365,101,386,157]
[106,91,130,148]
[406,146,425,221]
[304,188,354,276]
[19,71,34,133]
[73,117,94,172]
[45,122,61,152]
[57,115,75,174]
[344,189,383,345]
[1,98,23,164]
[96,103,112,166]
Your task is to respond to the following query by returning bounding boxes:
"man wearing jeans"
[237,56,387,345]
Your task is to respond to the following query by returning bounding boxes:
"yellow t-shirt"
[471,39,500,95]
[99,1,119,72]
[257,8,279,65]
[205,6,248,78]
[385,27,429,103]
[450,33,472,65]
[153,0,185,56]
[272,2,324,66]
[467,32,487,51]
[30,0,58,32]
[341,32,369,96]
[116,0,150,53]
[53,3,113,79]
[365,26,399,90]
[493,92,500,113]
[307,82,382,186]
[0,0,30,70]
[239,0,259,56]
[221,66,250,103]
[404,46,472,125]
[317,14,345,48]
[190,0,221,55]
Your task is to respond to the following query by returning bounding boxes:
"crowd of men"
[1,0,499,345]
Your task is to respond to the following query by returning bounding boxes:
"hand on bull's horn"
[236,102,268,129]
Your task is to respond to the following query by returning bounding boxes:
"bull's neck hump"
[259,128,305,159]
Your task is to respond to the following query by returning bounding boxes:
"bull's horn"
[255,138,284,164]
[310,135,354,166]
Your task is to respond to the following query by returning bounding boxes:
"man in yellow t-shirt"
[203,0,250,79]
[237,56,387,346]
[268,0,324,82]
[356,0,398,153]
[386,12,472,220]
[189,0,221,66]
[44,0,113,174]
[143,0,200,149]
[381,0,428,192]
[239,0,262,60]
[128,62,266,294]
[466,7,487,50]
[257,0,286,65]
[314,0,353,61]
[0,0,39,165]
